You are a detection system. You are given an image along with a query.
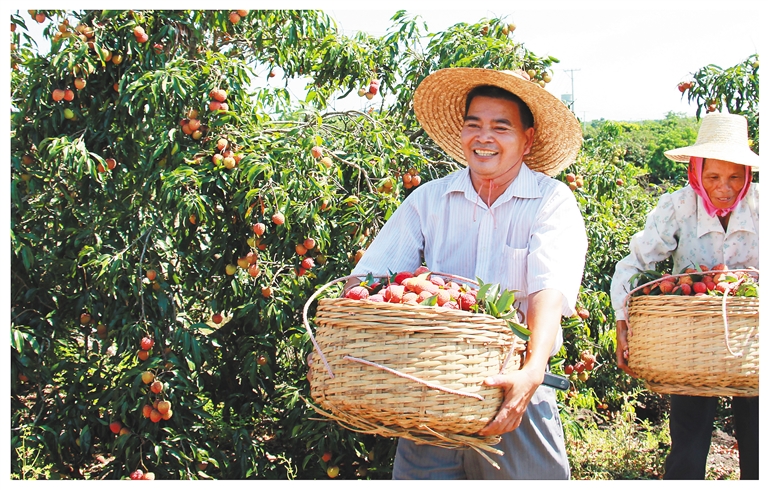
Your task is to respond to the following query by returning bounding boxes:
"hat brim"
[413,68,583,176]
[665,144,761,169]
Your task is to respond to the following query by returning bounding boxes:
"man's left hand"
[477,368,541,436]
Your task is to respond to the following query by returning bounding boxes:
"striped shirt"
[352,164,588,353]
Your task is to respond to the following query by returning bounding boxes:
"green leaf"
[419,295,438,306]
[495,289,517,314]
[506,320,531,341]
[477,283,493,301]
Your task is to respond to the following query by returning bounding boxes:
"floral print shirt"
[610,184,759,320]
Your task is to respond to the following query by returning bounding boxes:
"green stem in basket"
[475,278,530,341]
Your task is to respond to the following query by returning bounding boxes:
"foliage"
[583,114,699,185]
[10,8,560,480]
[563,398,670,479]
[679,53,759,151]
[10,8,756,481]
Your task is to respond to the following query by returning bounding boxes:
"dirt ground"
[707,429,741,479]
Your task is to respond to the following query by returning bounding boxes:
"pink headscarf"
[687,157,752,217]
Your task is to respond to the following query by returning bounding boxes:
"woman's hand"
[615,320,637,378]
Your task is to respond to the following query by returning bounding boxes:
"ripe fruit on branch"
[303,238,316,250]
[211,88,227,102]
[327,466,340,479]
[157,400,171,414]
[138,350,150,361]
[271,212,285,225]
[149,409,162,423]
[295,243,307,256]
[253,223,266,236]
[146,269,157,281]
[64,89,75,101]
[130,469,144,480]
[301,257,315,270]
[80,312,92,325]
[109,421,122,434]
[248,264,260,277]
[212,313,223,324]
[311,146,323,158]
[52,89,65,102]
[150,381,164,394]
[140,336,154,350]
[322,452,332,462]
[141,371,154,384]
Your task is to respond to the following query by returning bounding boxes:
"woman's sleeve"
[610,193,680,320]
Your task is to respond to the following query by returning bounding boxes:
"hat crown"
[663,112,759,168]
[694,113,749,148]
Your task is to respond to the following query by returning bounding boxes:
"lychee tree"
[11,9,572,479]
[678,54,759,151]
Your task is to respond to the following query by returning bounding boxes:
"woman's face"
[701,158,747,209]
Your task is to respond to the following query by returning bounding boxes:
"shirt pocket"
[502,246,528,301]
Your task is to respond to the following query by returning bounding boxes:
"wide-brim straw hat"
[413,68,583,176]
[664,113,760,169]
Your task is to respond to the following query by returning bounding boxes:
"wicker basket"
[626,271,759,397]
[303,273,527,460]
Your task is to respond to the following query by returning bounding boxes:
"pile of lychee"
[343,266,478,311]
[634,264,758,297]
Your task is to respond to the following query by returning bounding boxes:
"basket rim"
[304,272,522,382]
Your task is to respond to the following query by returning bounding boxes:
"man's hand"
[478,288,561,436]
[477,368,541,436]
[615,320,637,377]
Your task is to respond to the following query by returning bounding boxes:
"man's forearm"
[520,289,563,383]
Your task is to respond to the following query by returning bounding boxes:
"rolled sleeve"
[527,185,588,317]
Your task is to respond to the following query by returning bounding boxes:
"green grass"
[564,400,739,480]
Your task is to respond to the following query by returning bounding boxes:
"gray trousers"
[392,385,570,479]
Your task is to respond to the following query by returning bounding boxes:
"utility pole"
[562,68,580,115]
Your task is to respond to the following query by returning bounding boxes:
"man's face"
[460,95,535,182]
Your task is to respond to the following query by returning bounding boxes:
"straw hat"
[413,68,583,176]
[664,113,760,168]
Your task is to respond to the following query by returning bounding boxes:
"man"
[349,68,587,479]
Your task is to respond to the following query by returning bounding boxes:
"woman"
[610,112,759,479]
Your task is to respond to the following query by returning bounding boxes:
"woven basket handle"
[302,272,482,379]
[622,268,759,356]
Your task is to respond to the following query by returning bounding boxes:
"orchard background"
[10,10,758,480]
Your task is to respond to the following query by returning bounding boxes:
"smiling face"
[701,158,747,209]
[460,95,535,185]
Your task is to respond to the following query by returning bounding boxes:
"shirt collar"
[444,163,542,206]
[696,192,757,238]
